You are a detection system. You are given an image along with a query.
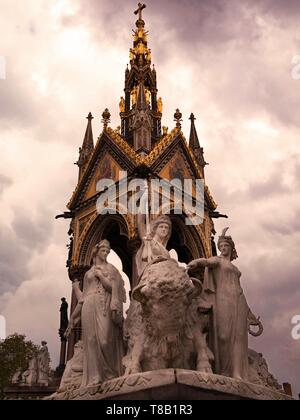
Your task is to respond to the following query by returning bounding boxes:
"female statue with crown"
[65,240,126,387]
[188,228,263,381]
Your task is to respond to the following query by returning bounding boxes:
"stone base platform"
[4,386,58,400]
[48,370,292,401]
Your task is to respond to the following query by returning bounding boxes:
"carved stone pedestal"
[4,386,58,401]
[48,370,292,401]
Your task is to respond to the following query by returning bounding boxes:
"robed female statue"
[66,240,126,387]
[188,228,263,380]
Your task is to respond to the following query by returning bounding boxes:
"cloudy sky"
[0,0,300,395]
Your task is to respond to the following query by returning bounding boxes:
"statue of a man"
[65,240,126,387]
[60,298,69,336]
[188,228,263,381]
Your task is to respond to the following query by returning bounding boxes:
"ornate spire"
[76,113,94,179]
[120,3,162,146]
[189,113,207,169]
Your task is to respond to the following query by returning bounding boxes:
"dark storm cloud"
[247,173,287,200]
[244,256,300,387]
[0,207,54,297]
[255,0,300,21]
[77,0,260,43]
[74,0,300,129]
[262,211,300,236]
[74,0,298,63]
[0,174,13,196]
[0,225,30,295]
[11,207,53,252]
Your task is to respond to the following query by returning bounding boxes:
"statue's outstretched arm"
[188,257,219,272]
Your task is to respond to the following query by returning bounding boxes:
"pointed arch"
[78,214,132,279]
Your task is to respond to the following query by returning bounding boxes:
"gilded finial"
[174,109,183,128]
[87,112,94,121]
[102,108,111,129]
[189,113,196,123]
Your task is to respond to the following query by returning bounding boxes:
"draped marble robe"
[80,264,126,387]
[135,237,171,281]
[198,256,252,380]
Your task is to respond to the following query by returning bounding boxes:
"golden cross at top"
[134,3,146,20]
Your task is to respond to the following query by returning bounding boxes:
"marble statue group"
[11,341,51,387]
[56,210,267,396]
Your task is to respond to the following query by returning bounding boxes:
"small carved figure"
[11,368,23,385]
[131,86,137,106]
[58,341,84,394]
[22,356,38,386]
[145,88,151,105]
[119,97,125,113]
[157,97,163,114]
